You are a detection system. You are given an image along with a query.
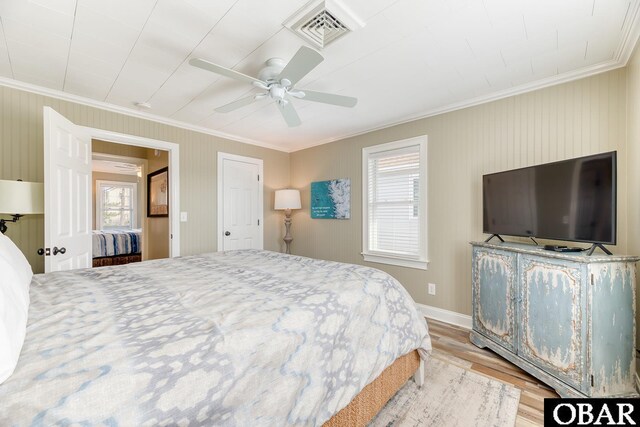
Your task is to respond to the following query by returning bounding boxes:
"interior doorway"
[43,107,180,272]
[91,143,172,267]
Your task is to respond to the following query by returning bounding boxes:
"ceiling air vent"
[284,0,365,49]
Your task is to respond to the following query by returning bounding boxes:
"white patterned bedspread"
[0,250,431,426]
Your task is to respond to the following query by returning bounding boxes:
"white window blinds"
[363,137,427,269]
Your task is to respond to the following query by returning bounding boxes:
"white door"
[43,107,92,272]
[218,153,263,251]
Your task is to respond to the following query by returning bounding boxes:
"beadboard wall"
[626,45,640,347]
[290,68,629,317]
[0,85,290,273]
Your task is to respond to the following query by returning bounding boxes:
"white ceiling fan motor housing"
[258,58,286,83]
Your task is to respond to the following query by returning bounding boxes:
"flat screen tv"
[483,151,616,245]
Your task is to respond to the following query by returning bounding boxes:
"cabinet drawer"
[472,247,517,352]
[518,256,588,393]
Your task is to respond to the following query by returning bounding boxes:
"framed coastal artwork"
[147,167,169,217]
[311,178,351,219]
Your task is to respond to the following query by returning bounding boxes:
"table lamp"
[0,180,44,234]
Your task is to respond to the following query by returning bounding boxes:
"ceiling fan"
[189,46,358,127]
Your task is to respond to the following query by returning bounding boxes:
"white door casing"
[81,128,180,258]
[43,107,92,272]
[217,153,263,251]
[44,109,180,269]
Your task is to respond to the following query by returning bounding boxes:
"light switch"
[180,212,188,222]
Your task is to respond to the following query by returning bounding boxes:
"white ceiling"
[92,159,141,176]
[0,0,638,152]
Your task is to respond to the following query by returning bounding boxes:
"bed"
[92,228,142,267]
[0,248,431,426]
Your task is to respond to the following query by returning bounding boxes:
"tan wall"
[291,69,628,316]
[93,139,148,159]
[626,46,640,349]
[0,85,290,273]
[91,171,141,230]
[145,148,169,260]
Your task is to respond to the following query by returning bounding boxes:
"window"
[96,180,137,230]
[362,136,428,270]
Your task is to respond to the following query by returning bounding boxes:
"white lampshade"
[0,180,44,214]
[274,189,301,210]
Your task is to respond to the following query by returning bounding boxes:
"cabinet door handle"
[224,231,231,236]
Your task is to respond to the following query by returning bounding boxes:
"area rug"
[369,355,521,426]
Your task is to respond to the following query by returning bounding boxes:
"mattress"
[92,228,142,258]
[0,250,431,426]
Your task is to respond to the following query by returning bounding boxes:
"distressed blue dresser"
[470,241,639,397]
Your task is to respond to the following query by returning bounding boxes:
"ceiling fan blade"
[277,46,324,86]
[190,58,264,85]
[299,90,358,108]
[277,101,301,127]
[215,96,258,113]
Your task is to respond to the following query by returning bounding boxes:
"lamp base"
[283,208,293,254]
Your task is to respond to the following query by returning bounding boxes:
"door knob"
[53,246,66,256]
[224,231,231,236]
[37,248,45,256]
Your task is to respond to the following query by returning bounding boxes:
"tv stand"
[484,234,504,243]
[586,243,613,256]
[471,241,639,397]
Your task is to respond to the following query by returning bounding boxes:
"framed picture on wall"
[147,167,169,217]
[311,178,351,219]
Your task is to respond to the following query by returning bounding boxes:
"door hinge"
[258,219,260,226]
[590,274,594,286]
[590,375,594,387]
[257,174,260,181]
[170,234,173,239]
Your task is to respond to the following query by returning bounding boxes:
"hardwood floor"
[426,317,559,426]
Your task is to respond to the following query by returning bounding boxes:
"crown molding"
[0,76,289,153]
[292,59,627,152]
[616,0,640,64]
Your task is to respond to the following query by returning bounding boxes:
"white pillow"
[0,233,33,295]
[0,234,32,384]
[0,256,29,384]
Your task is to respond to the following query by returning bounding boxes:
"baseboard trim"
[415,303,472,330]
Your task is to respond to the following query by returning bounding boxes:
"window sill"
[362,253,429,270]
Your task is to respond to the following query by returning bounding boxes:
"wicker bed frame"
[92,253,142,268]
[323,350,422,427]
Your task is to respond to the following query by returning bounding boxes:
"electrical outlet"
[428,283,436,295]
